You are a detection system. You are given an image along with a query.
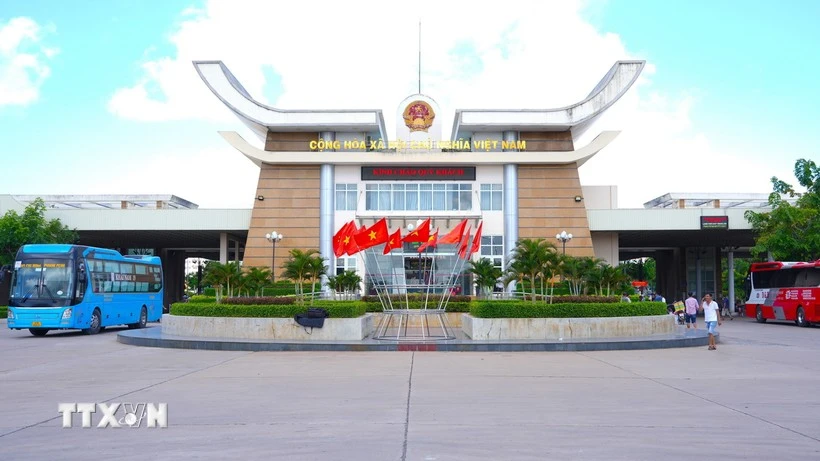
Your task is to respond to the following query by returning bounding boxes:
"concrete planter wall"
[462,314,676,340]
[161,314,373,341]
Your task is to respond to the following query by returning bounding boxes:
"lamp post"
[265,231,283,282]
[555,231,573,255]
[196,259,203,295]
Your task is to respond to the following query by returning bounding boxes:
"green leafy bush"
[0,306,7,319]
[188,295,216,303]
[222,296,295,305]
[469,301,667,318]
[170,302,366,318]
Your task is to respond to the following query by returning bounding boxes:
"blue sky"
[1,0,817,208]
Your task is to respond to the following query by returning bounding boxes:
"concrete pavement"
[1,317,819,460]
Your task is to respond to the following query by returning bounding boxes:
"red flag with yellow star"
[333,221,354,257]
[402,218,430,243]
[417,229,438,253]
[345,224,367,256]
[438,218,468,245]
[354,218,389,251]
[383,228,403,254]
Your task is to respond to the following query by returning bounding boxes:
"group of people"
[682,292,723,350]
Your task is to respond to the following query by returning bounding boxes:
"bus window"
[752,270,773,289]
[802,267,820,287]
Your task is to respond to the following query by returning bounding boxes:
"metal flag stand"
[358,240,466,342]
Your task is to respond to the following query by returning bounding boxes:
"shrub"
[170,301,366,318]
[520,295,620,303]
[189,295,216,303]
[222,296,295,305]
[469,301,668,318]
[0,306,6,319]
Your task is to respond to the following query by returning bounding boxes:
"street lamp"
[265,231,283,282]
[555,231,573,255]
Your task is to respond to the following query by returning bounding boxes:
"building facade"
[195,60,645,291]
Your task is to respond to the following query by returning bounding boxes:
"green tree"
[468,258,503,299]
[244,267,272,296]
[745,158,820,261]
[281,249,320,301]
[0,198,78,266]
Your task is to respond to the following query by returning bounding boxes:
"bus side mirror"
[78,265,86,282]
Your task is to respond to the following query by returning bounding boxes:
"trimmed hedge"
[470,301,668,318]
[170,302,366,318]
[0,306,6,319]
[189,295,216,303]
[202,284,298,298]
[362,301,471,313]
[222,296,295,305]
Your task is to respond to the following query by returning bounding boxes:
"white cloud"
[108,0,781,208]
[0,17,58,106]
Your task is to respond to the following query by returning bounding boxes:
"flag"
[457,225,471,259]
[333,221,354,257]
[468,221,483,258]
[345,224,367,256]
[402,218,430,243]
[417,229,438,252]
[383,228,403,254]
[354,218,389,251]
[438,218,468,245]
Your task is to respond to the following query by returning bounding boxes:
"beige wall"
[245,165,321,278]
[591,231,619,266]
[518,165,594,257]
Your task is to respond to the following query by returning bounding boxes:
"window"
[335,257,357,276]
[480,235,504,269]
[335,184,357,211]
[364,183,472,211]
[480,184,502,211]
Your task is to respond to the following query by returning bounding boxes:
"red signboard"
[700,216,729,230]
[361,166,476,181]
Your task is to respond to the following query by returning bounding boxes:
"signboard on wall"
[361,166,476,181]
[700,216,729,230]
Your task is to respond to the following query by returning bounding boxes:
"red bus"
[745,260,820,326]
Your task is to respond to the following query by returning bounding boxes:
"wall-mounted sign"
[701,216,729,230]
[361,166,476,181]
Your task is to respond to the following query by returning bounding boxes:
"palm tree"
[281,249,320,301]
[469,258,502,299]
[244,267,271,296]
[506,239,553,303]
[306,255,327,305]
[340,270,362,299]
[203,262,231,303]
[561,256,603,296]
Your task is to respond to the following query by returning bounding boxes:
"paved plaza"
[1,317,819,460]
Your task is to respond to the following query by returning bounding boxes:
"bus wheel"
[128,307,147,329]
[756,306,767,323]
[796,307,810,327]
[28,328,49,337]
[83,309,102,335]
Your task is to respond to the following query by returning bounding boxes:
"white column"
[233,239,240,264]
[219,232,228,264]
[503,131,518,294]
[320,132,335,293]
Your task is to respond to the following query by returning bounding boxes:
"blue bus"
[6,244,164,336]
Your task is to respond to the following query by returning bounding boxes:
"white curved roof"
[193,61,388,142]
[451,60,645,141]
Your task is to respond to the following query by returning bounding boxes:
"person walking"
[700,293,722,350]
[684,292,699,329]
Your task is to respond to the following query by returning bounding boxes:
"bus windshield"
[10,259,74,302]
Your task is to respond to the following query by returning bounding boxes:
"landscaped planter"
[462,314,675,340]
[161,314,374,341]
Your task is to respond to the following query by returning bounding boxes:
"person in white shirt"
[699,293,722,350]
